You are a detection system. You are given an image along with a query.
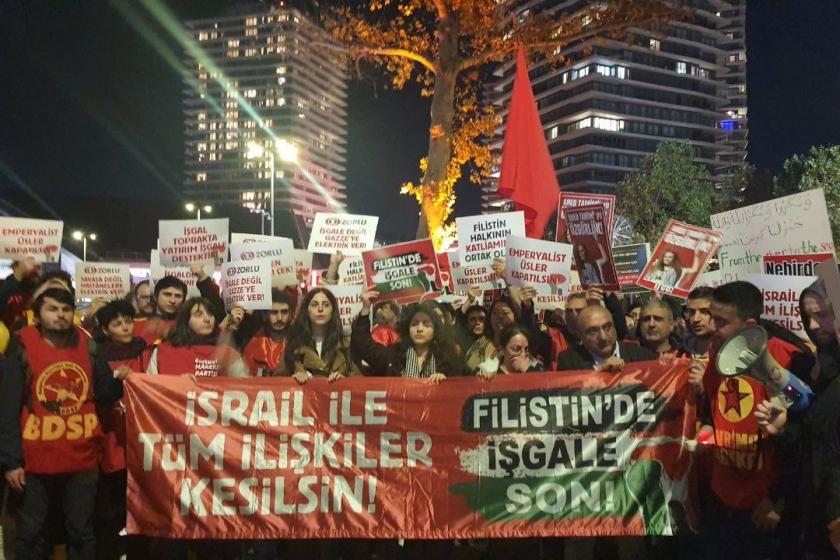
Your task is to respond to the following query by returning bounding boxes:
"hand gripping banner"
[124,361,697,539]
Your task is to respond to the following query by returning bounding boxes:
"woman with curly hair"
[351,290,469,381]
[281,287,360,383]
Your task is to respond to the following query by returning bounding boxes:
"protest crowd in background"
[0,189,839,560]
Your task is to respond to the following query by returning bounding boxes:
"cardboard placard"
[74,262,132,301]
[504,235,573,298]
[362,239,442,304]
[293,249,313,285]
[637,220,721,298]
[0,217,63,263]
[555,193,615,243]
[326,285,365,335]
[612,243,651,289]
[711,189,835,282]
[456,211,525,268]
[564,205,620,291]
[149,249,206,298]
[221,259,273,311]
[762,253,834,276]
[744,273,817,339]
[158,218,228,267]
[695,270,723,289]
[338,256,366,286]
[229,240,296,288]
[307,213,378,255]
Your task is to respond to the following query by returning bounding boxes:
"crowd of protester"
[0,252,838,560]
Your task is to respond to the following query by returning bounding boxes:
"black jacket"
[350,314,469,378]
[555,342,657,371]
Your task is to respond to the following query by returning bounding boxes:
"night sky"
[0,0,838,255]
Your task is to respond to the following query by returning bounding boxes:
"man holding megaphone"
[698,281,814,560]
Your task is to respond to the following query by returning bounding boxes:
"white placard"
[307,213,378,255]
[221,259,273,311]
[74,262,131,301]
[534,271,583,311]
[229,239,296,288]
[711,190,835,282]
[744,273,817,339]
[158,218,229,267]
[338,256,365,285]
[293,249,313,284]
[456,211,526,268]
[149,249,208,298]
[326,285,365,335]
[0,217,63,263]
[450,257,505,291]
[230,233,294,245]
[504,235,573,296]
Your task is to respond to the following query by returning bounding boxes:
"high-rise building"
[483,0,748,212]
[183,5,347,241]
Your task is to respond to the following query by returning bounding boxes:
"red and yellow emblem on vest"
[716,377,755,423]
[35,361,90,416]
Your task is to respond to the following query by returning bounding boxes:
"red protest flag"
[497,47,561,239]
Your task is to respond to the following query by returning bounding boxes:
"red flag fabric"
[497,47,561,239]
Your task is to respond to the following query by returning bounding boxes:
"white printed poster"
[74,262,131,301]
[534,271,582,311]
[338,256,365,285]
[149,249,208,298]
[505,235,573,298]
[307,213,378,255]
[158,218,229,267]
[744,273,817,339]
[326,284,364,335]
[456,211,526,268]
[221,259,273,311]
[0,217,63,263]
[711,189,835,282]
[293,249,313,285]
[229,239,296,288]
[230,233,293,245]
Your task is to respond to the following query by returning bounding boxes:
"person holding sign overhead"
[351,290,469,381]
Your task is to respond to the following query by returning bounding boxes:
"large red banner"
[124,362,696,539]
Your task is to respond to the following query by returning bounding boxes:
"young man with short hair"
[700,281,810,559]
[0,288,108,560]
[242,289,295,376]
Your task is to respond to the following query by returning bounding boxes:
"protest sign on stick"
[436,251,455,294]
[362,239,442,303]
[504,235,572,300]
[125,362,696,539]
[637,220,721,298]
[158,218,228,267]
[74,262,131,301]
[221,259,273,311]
[564,205,619,291]
[555,193,615,243]
[307,213,378,255]
[293,249,313,285]
[744,273,816,339]
[229,239,296,288]
[149,249,208,298]
[711,189,835,282]
[338,256,366,286]
[0,217,63,263]
[456,212,525,268]
[230,233,293,245]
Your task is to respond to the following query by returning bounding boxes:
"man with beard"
[0,257,41,329]
[0,288,108,560]
[242,289,295,376]
[684,287,716,395]
[130,280,155,318]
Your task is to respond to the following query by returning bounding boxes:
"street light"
[185,202,212,220]
[249,208,272,235]
[246,139,299,236]
[72,230,96,261]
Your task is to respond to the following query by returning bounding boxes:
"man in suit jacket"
[556,305,656,371]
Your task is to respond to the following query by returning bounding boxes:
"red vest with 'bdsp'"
[101,353,145,473]
[155,342,233,377]
[19,326,102,474]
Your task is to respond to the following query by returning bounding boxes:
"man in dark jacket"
[556,305,656,371]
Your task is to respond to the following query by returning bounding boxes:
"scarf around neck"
[402,346,436,378]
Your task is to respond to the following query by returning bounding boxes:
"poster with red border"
[436,251,456,293]
[555,193,615,243]
[565,205,620,291]
[362,239,442,304]
[637,220,721,298]
[125,361,696,539]
[763,253,834,276]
